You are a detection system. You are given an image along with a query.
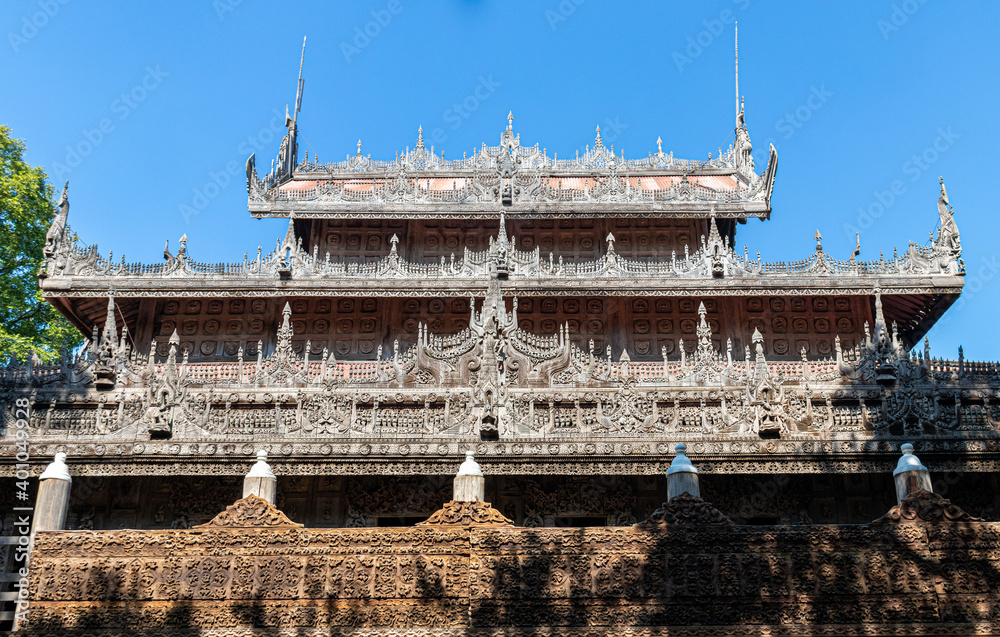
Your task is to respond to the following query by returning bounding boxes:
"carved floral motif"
[638,493,734,526]
[417,500,514,527]
[194,494,303,528]
[872,489,982,525]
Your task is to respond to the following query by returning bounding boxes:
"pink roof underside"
[277,175,738,194]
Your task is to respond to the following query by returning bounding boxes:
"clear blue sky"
[3,1,998,360]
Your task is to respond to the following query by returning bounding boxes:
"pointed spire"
[281,219,296,251]
[707,213,722,246]
[656,136,663,155]
[734,21,739,120]
[507,110,513,130]
[874,288,886,332]
[281,302,292,331]
[594,125,603,148]
[293,36,306,120]
[356,139,362,155]
[101,289,117,350]
[416,125,424,149]
[44,181,71,257]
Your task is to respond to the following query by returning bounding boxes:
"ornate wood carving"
[872,489,982,525]
[21,516,1000,634]
[418,500,514,527]
[639,493,733,526]
[193,494,303,529]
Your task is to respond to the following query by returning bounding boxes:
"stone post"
[893,442,932,505]
[453,451,485,503]
[35,453,72,532]
[243,450,277,504]
[666,443,700,499]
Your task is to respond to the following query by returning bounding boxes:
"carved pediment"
[194,494,303,529]
[872,489,982,525]
[638,493,733,526]
[417,500,513,527]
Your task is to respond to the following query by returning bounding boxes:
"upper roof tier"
[246,109,778,220]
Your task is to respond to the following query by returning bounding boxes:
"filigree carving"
[639,493,734,526]
[872,489,982,525]
[417,500,514,526]
[194,494,303,528]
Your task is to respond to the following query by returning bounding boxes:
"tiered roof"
[246,110,777,219]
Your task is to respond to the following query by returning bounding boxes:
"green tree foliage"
[0,125,82,363]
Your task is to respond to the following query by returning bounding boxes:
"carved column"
[35,453,72,532]
[453,451,485,502]
[243,450,277,504]
[893,442,932,504]
[666,443,700,499]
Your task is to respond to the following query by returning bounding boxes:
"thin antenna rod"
[734,22,739,117]
[294,36,306,121]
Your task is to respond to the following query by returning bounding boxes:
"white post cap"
[246,450,276,479]
[666,443,698,475]
[893,442,928,476]
[457,451,484,477]
[39,452,72,482]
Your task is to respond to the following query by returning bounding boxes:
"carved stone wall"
[20,518,1000,635]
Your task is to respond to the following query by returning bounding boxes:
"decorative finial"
[246,450,275,479]
[507,111,513,130]
[656,136,662,154]
[814,230,823,252]
[357,139,362,155]
[457,450,483,477]
[39,452,72,482]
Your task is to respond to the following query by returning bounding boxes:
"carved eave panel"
[248,200,773,220]
[6,443,1000,478]
[40,276,965,300]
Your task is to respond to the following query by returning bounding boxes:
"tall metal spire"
[734,22,739,119]
[293,36,306,126]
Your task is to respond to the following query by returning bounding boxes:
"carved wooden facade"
[17,494,1000,635]
[3,68,998,633]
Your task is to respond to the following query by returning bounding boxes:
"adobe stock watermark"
[842,126,959,240]
[599,116,629,145]
[179,108,287,222]
[673,0,751,73]
[545,0,586,31]
[340,0,404,63]
[775,85,833,140]
[10,397,32,625]
[50,65,169,182]
[424,75,501,147]
[7,0,71,53]
[933,253,999,331]
[877,0,930,40]
[213,0,245,20]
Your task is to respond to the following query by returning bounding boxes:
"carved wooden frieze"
[21,515,1000,634]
